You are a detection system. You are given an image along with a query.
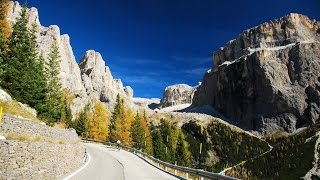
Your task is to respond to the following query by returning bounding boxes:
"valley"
[0,0,319,179]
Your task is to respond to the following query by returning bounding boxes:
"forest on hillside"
[226,123,320,179]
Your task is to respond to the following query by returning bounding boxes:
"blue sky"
[22,0,320,98]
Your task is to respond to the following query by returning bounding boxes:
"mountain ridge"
[6,1,134,115]
[191,12,320,133]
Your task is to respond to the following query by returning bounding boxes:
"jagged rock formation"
[6,2,134,114]
[79,50,133,108]
[160,84,195,108]
[124,86,134,98]
[193,13,320,133]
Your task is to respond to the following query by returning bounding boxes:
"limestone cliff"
[79,50,133,108]
[160,84,195,108]
[6,1,134,114]
[192,13,320,133]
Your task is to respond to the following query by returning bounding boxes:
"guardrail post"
[174,161,177,175]
[199,176,204,180]
[164,166,167,171]
[185,172,189,179]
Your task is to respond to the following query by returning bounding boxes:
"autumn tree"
[87,102,109,141]
[140,111,153,154]
[0,0,11,40]
[0,0,10,84]
[121,108,133,146]
[110,94,133,146]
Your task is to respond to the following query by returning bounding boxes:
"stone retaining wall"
[0,114,79,143]
[0,114,85,179]
[0,140,85,179]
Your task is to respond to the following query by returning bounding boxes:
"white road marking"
[63,153,91,180]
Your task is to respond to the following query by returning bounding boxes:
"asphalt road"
[65,143,178,180]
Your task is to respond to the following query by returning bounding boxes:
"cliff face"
[160,84,195,108]
[7,2,133,114]
[193,13,320,133]
[79,50,133,108]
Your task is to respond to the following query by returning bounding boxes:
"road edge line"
[63,152,91,180]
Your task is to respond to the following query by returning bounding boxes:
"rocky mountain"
[159,84,195,108]
[79,50,133,108]
[192,13,320,133]
[7,1,133,114]
[132,97,160,110]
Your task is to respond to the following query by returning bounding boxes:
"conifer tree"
[61,98,72,128]
[131,112,145,149]
[158,118,178,162]
[4,7,47,112]
[43,41,63,123]
[152,129,166,160]
[110,94,121,141]
[3,5,29,96]
[73,105,89,137]
[175,130,192,167]
[29,30,48,111]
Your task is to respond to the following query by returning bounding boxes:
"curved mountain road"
[63,143,178,180]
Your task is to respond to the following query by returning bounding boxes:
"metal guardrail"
[82,138,239,180]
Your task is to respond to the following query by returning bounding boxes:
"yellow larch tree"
[0,0,11,40]
[140,111,153,154]
[112,98,133,146]
[88,102,110,141]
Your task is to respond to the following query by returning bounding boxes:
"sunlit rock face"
[6,2,134,114]
[79,50,133,108]
[160,84,195,108]
[193,13,320,133]
[7,1,88,115]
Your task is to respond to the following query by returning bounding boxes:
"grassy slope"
[0,100,38,121]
